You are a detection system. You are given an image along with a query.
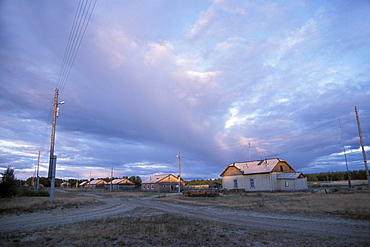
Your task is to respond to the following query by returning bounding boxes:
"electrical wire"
[55,0,97,97]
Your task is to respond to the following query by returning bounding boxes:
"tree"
[0,166,17,198]
[129,176,142,186]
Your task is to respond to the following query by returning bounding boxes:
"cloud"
[190,9,217,39]
[0,0,369,181]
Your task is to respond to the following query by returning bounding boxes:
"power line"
[55,0,98,97]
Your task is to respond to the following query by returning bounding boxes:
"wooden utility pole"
[339,119,351,188]
[48,88,64,202]
[110,166,113,192]
[248,143,251,161]
[48,88,59,203]
[36,151,40,190]
[177,151,181,193]
[32,167,36,190]
[355,106,369,189]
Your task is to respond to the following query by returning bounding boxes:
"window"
[285,181,289,187]
[280,165,283,172]
[250,178,255,189]
[151,184,154,189]
[163,185,166,188]
[233,179,238,189]
[147,185,150,189]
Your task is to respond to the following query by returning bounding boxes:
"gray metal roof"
[277,173,303,179]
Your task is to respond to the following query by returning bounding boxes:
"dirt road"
[1,193,369,245]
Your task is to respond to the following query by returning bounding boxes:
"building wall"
[271,161,295,173]
[223,172,307,191]
[277,179,297,191]
[277,178,308,191]
[297,178,308,190]
[141,182,185,192]
[222,173,275,191]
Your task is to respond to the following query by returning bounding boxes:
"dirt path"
[1,194,369,244]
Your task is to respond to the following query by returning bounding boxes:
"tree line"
[305,170,366,181]
[185,178,222,186]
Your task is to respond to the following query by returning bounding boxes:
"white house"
[220,158,308,191]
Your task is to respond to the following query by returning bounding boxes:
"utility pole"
[248,143,251,161]
[32,167,36,190]
[48,88,64,203]
[339,119,351,188]
[110,166,113,192]
[355,106,369,189]
[177,151,181,193]
[36,151,40,190]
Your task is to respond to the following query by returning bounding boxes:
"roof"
[220,158,295,176]
[110,178,135,185]
[89,179,107,185]
[79,181,89,186]
[277,173,304,179]
[142,174,180,184]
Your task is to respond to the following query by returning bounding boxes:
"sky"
[1,0,369,181]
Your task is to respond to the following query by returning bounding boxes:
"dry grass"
[156,190,370,220]
[0,197,101,215]
[1,207,352,247]
[62,188,160,198]
[0,190,101,215]
[0,189,158,215]
[1,190,369,246]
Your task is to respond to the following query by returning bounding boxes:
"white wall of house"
[275,178,308,191]
[297,178,308,190]
[277,179,297,191]
[223,173,277,191]
[223,173,307,191]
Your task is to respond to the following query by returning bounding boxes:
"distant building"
[220,158,308,191]
[79,181,89,188]
[141,174,185,192]
[88,179,107,189]
[105,178,136,190]
[60,182,71,188]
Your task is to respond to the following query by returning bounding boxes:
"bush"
[0,166,17,198]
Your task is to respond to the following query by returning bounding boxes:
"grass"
[0,196,101,215]
[1,189,369,246]
[156,190,370,220]
[0,207,351,247]
[0,188,161,215]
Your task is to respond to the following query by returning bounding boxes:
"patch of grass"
[0,210,341,246]
[0,196,101,215]
[157,190,370,219]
